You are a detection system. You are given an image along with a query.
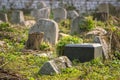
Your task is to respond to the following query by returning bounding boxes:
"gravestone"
[11,10,25,24]
[67,10,79,20]
[0,13,8,22]
[97,3,108,13]
[94,36,109,59]
[37,1,46,9]
[71,16,85,34]
[64,43,102,62]
[29,19,59,45]
[53,7,67,22]
[31,8,50,21]
[39,56,72,75]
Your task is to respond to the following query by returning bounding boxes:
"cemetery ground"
[0,13,119,79]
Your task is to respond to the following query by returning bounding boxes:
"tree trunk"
[26,32,44,50]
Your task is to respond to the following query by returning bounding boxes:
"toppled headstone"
[37,1,46,9]
[11,10,25,24]
[94,36,109,59]
[0,13,8,22]
[53,7,67,22]
[71,16,85,34]
[67,10,79,20]
[64,43,102,62]
[31,8,50,21]
[39,56,72,75]
[29,19,59,45]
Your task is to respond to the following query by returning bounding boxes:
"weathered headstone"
[11,10,25,24]
[0,13,8,22]
[39,56,72,75]
[37,1,46,9]
[53,7,67,22]
[94,36,109,59]
[71,16,85,34]
[67,10,79,20]
[31,8,50,21]
[64,43,102,62]
[97,3,108,13]
[29,19,59,45]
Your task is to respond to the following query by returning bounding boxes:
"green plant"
[56,36,83,55]
[39,42,51,51]
[79,16,95,31]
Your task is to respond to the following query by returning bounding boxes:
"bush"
[56,36,83,55]
[39,42,51,51]
[79,16,95,31]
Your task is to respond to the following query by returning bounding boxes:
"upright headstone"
[39,56,72,75]
[37,1,46,9]
[11,10,25,24]
[29,19,59,45]
[31,8,50,21]
[53,7,67,22]
[97,3,108,13]
[0,13,8,22]
[64,43,102,62]
[67,10,79,20]
[71,16,85,34]
[94,36,109,59]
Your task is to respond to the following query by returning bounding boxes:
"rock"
[29,19,59,45]
[67,10,79,20]
[53,7,67,22]
[39,56,72,75]
[94,36,109,59]
[11,10,25,24]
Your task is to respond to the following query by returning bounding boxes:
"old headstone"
[39,56,72,75]
[94,36,109,59]
[11,10,25,24]
[37,1,46,9]
[64,43,102,62]
[53,7,67,22]
[67,10,79,20]
[29,19,59,45]
[71,16,85,34]
[0,13,8,22]
[31,8,50,21]
[97,3,108,13]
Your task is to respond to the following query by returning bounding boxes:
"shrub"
[56,36,83,55]
[39,42,51,51]
[79,16,95,31]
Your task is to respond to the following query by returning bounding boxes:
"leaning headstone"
[53,7,67,22]
[29,19,59,45]
[67,10,79,20]
[94,36,109,59]
[37,1,46,9]
[39,56,72,75]
[0,13,8,22]
[31,8,50,21]
[71,16,85,34]
[64,43,102,62]
[11,10,25,24]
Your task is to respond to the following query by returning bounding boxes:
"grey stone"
[67,10,79,20]
[29,19,59,45]
[94,36,109,59]
[53,7,67,22]
[71,16,85,34]
[37,1,46,9]
[64,43,102,62]
[97,3,109,13]
[31,8,50,21]
[11,10,25,24]
[39,56,72,75]
[0,13,8,22]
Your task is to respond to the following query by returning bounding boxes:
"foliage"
[56,36,83,56]
[39,42,51,51]
[66,6,76,10]
[79,16,95,31]
[0,22,13,31]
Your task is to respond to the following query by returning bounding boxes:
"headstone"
[0,13,8,22]
[31,8,50,21]
[64,43,102,62]
[29,19,59,45]
[11,10,25,24]
[97,3,108,13]
[39,56,72,75]
[94,36,109,59]
[71,16,85,34]
[67,10,79,20]
[53,7,67,22]
[37,1,46,9]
